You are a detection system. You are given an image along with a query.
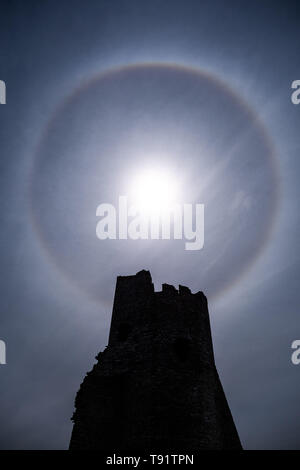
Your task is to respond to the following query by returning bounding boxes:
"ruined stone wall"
[69,270,242,451]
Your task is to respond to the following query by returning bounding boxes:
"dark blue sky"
[0,0,300,449]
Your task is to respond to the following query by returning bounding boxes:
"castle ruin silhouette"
[69,270,241,451]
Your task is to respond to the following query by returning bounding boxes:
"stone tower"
[69,270,242,451]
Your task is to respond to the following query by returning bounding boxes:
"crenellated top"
[108,270,210,349]
[115,269,205,298]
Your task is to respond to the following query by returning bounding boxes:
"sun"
[130,167,180,215]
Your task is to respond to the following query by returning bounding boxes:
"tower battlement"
[109,271,210,354]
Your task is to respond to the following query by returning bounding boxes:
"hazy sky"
[0,0,300,449]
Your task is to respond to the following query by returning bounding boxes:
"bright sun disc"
[130,168,179,214]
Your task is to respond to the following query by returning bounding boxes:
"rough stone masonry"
[69,270,242,451]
